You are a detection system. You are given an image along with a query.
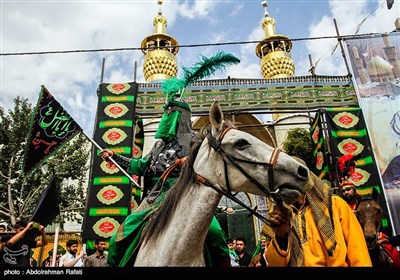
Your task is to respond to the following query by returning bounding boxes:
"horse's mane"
[140,120,236,245]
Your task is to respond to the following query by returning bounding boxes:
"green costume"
[107,51,240,267]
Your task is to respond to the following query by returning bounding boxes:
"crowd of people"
[0,229,109,268]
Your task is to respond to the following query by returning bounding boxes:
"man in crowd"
[248,236,268,268]
[84,237,108,267]
[5,220,48,267]
[235,237,252,267]
[340,181,361,211]
[59,239,86,267]
[264,163,372,267]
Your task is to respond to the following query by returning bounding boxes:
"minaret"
[351,47,369,84]
[141,0,179,83]
[255,1,295,79]
[382,33,400,79]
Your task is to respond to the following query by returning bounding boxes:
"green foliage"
[282,127,314,169]
[0,96,90,227]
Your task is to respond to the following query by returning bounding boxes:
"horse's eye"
[235,139,250,149]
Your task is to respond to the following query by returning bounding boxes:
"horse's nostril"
[298,165,309,178]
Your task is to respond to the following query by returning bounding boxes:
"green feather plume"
[181,51,240,87]
[162,50,240,101]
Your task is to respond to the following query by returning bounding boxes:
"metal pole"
[100,58,105,83]
[81,131,142,190]
[51,226,59,267]
[133,61,137,82]
[333,18,351,77]
[308,54,316,76]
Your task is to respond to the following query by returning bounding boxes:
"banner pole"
[81,131,142,190]
[51,226,59,267]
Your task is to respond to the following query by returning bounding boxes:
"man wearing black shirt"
[4,220,48,267]
[235,237,252,267]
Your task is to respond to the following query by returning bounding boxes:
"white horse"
[132,101,311,266]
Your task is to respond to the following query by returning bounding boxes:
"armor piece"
[111,153,132,169]
[150,140,182,177]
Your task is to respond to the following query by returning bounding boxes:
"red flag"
[22,86,82,177]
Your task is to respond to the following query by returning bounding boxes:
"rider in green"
[101,51,240,267]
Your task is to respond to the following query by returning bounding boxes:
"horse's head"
[355,189,382,249]
[194,101,311,204]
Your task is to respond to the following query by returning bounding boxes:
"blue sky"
[1,0,399,135]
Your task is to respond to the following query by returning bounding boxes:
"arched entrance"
[216,193,258,254]
[193,113,275,255]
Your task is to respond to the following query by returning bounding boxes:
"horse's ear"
[209,101,224,131]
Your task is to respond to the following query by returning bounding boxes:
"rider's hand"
[224,207,235,214]
[100,149,113,161]
[377,238,389,245]
[266,204,290,239]
[38,224,45,233]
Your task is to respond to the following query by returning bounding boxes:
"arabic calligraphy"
[32,132,57,154]
[3,245,29,265]
[39,100,77,139]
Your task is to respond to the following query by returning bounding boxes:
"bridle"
[195,126,282,223]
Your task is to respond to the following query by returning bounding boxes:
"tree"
[281,127,314,170]
[0,96,90,228]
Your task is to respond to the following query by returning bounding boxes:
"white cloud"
[1,1,161,133]
[176,0,217,19]
[300,0,399,76]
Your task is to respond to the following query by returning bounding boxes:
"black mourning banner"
[22,86,82,177]
[26,176,60,241]
[324,107,381,192]
[29,176,60,227]
[82,82,139,245]
[324,107,393,235]
[309,110,332,184]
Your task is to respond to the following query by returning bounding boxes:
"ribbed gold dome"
[255,1,294,79]
[141,0,179,83]
[143,50,178,82]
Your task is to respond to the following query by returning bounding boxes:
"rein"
[195,127,282,223]
[196,174,269,224]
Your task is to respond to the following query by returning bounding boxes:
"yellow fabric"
[265,195,372,267]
